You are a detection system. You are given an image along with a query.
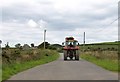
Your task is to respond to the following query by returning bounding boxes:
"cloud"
[1,0,118,47]
[38,19,48,29]
[27,19,38,28]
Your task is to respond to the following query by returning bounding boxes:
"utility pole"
[0,40,2,58]
[83,32,85,51]
[0,40,2,48]
[0,40,1,82]
[44,29,46,49]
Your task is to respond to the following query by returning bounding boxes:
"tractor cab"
[66,40,79,47]
[62,37,79,46]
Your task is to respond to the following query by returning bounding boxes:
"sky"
[0,0,119,47]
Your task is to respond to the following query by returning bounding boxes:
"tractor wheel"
[64,50,67,60]
[75,50,79,60]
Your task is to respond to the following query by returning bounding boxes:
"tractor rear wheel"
[64,50,67,60]
[75,50,79,60]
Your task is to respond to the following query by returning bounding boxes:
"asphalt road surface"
[9,53,118,80]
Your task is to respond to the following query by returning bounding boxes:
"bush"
[2,49,59,80]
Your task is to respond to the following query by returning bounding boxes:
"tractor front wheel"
[75,50,79,60]
[64,50,67,60]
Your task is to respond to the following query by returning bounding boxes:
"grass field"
[80,44,118,51]
[2,49,59,81]
[80,41,119,72]
[81,54,119,72]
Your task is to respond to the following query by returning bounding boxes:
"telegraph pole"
[0,40,2,60]
[0,40,2,48]
[0,40,1,82]
[83,32,85,51]
[44,29,46,49]
[83,32,85,45]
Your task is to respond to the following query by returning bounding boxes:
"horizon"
[1,40,118,48]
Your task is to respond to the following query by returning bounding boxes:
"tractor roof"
[66,37,74,40]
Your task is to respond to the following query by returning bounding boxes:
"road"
[9,53,118,80]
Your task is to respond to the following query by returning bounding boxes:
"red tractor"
[62,37,80,60]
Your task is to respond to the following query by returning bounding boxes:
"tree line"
[3,42,62,51]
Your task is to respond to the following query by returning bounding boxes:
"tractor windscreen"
[67,42,73,45]
[66,41,78,46]
[65,37,79,46]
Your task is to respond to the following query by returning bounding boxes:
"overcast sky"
[0,0,119,47]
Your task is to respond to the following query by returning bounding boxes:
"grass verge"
[2,50,59,81]
[81,54,119,72]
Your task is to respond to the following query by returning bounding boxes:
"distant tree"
[48,44,62,50]
[20,46,23,50]
[48,46,57,50]
[51,44,62,47]
[0,40,2,48]
[15,43,21,48]
[31,43,34,47]
[22,44,30,50]
[5,42,10,49]
[38,42,50,49]
[0,40,2,44]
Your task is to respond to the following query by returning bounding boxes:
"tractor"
[62,37,80,60]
